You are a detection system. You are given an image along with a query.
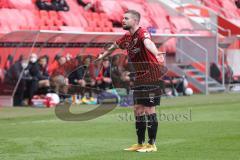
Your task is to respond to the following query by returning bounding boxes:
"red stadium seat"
[94,27,102,32]
[49,11,58,18]
[54,19,63,27]
[168,16,193,33]
[49,26,59,31]
[8,0,35,9]
[0,25,11,33]
[88,20,97,27]
[99,13,108,21]
[40,10,49,19]
[20,9,38,28]
[19,26,30,30]
[60,26,84,32]
[30,26,40,30]
[45,19,54,26]
[40,26,50,30]
[100,0,124,23]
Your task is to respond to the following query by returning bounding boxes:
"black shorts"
[133,85,161,107]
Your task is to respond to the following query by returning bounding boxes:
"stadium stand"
[201,0,240,25]
[0,0,197,34]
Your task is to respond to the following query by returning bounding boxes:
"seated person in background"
[51,0,69,11]
[26,53,42,104]
[36,0,53,10]
[48,54,61,76]
[162,75,187,96]
[37,55,50,91]
[111,54,130,90]
[4,54,14,72]
[51,55,67,75]
[81,56,96,101]
[235,0,240,8]
[50,56,68,95]
[5,56,31,106]
[210,62,221,83]
[77,0,95,11]
[96,57,112,90]
[0,56,4,83]
[224,64,234,84]
[68,55,86,97]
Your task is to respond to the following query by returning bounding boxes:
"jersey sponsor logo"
[128,38,140,58]
[149,93,155,103]
[129,48,141,58]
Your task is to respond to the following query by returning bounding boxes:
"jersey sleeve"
[116,34,128,50]
[138,28,151,42]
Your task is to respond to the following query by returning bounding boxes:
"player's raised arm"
[97,43,119,61]
[143,38,165,64]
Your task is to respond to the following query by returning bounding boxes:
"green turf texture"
[0,93,240,160]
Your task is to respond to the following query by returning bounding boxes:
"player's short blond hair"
[125,10,141,23]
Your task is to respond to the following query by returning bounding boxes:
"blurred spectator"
[36,0,69,11]
[50,56,68,96]
[111,54,130,90]
[36,0,53,11]
[77,0,95,11]
[235,0,240,8]
[51,55,67,76]
[38,55,50,89]
[4,54,13,72]
[5,56,31,106]
[0,56,4,83]
[224,64,234,84]
[96,57,112,90]
[81,56,96,101]
[68,55,86,96]
[210,62,221,83]
[162,75,188,96]
[65,53,73,61]
[52,0,69,11]
[26,53,42,104]
[48,54,61,75]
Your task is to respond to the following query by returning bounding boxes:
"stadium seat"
[0,0,10,8]
[40,10,49,19]
[100,0,124,23]
[162,38,176,53]
[45,19,54,26]
[20,9,38,28]
[0,25,11,33]
[54,19,63,27]
[49,26,59,31]
[170,17,193,33]
[49,11,58,18]
[8,0,35,9]
[40,26,49,30]
[99,13,108,21]
[59,26,84,32]
[221,0,240,18]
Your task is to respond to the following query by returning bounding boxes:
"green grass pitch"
[0,93,240,160]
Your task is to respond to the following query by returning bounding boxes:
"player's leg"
[137,95,160,152]
[124,104,146,151]
[145,106,158,145]
[134,104,146,145]
[137,106,158,152]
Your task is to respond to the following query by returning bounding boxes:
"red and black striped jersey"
[116,27,158,64]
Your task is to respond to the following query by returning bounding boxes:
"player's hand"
[96,53,104,62]
[156,52,165,64]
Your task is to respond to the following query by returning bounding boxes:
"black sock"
[135,115,146,145]
[147,113,158,145]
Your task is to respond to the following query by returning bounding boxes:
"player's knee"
[134,105,145,116]
[144,107,156,115]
